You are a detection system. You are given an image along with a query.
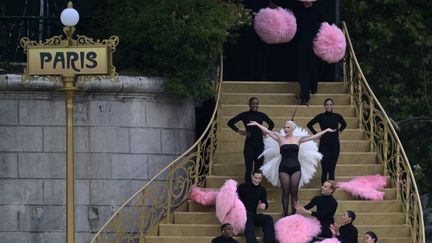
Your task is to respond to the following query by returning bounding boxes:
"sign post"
[20,2,119,242]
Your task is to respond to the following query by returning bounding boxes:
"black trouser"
[310,226,333,242]
[244,212,275,243]
[298,43,318,101]
[319,144,340,185]
[243,142,264,183]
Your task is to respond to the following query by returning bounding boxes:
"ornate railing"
[90,59,223,243]
[342,22,425,243]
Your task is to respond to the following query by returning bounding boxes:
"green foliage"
[342,1,432,202]
[93,0,250,99]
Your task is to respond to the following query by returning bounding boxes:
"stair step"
[220,116,360,129]
[212,164,383,177]
[214,151,377,164]
[158,223,410,237]
[205,175,392,190]
[222,93,351,105]
[220,128,366,141]
[146,236,412,243]
[173,212,406,225]
[221,105,356,117]
[187,200,401,213]
[222,81,347,94]
[218,140,370,153]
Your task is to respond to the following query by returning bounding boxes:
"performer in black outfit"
[330,211,358,243]
[287,0,325,104]
[247,120,335,216]
[227,97,274,182]
[211,223,239,243]
[307,98,347,184]
[295,180,338,239]
[237,169,275,243]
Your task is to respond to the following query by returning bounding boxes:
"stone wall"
[0,74,196,243]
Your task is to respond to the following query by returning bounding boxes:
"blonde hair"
[285,120,297,129]
[326,180,337,194]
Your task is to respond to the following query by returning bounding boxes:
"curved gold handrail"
[90,56,224,243]
[342,22,425,243]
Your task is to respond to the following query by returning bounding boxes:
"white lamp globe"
[60,4,79,27]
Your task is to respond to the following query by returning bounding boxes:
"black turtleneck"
[337,223,358,243]
[237,182,268,213]
[227,110,274,145]
[211,235,239,243]
[307,111,347,145]
[304,194,338,228]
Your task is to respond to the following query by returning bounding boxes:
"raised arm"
[299,128,336,143]
[262,113,275,131]
[247,121,280,141]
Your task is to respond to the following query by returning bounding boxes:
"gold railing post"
[208,121,216,176]
[405,176,411,223]
[369,100,374,152]
[357,79,363,129]
[166,165,174,224]
[396,146,401,199]
[383,123,389,176]
[64,74,76,243]
[195,141,202,184]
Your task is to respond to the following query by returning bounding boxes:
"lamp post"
[20,2,119,242]
[59,2,80,243]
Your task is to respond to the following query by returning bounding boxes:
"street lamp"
[20,1,119,243]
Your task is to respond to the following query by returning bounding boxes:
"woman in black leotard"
[248,120,335,216]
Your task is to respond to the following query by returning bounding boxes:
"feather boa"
[275,214,321,243]
[336,175,387,200]
[259,128,322,187]
[188,180,247,235]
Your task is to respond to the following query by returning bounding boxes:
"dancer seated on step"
[295,180,338,239]
[247,120,336,216]
[237,169,276,243]
[363,231,378,243]
[212,223,239,243]
[330,210,358,243]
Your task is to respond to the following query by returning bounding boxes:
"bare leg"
[289,171,301,214]
[279,172,291,216]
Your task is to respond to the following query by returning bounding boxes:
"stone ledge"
[0,74,166,94]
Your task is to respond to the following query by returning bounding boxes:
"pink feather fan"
[337,175,387,200]
[215,179,247,235]
[313,22,346,63]
[254,7,297,44]
[275,214,321,243]
[188,186,218,206]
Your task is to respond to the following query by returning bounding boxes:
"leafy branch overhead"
[94,0,251,99]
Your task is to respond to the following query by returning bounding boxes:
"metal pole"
[64,75,76,243]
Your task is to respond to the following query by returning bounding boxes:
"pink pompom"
[275,214,321,243]
[254,7,297,44]
[337,175,387,200]
[221,199,247,235]
[188,186,218,206]
[313,22,346,63]
[318,238,341,243]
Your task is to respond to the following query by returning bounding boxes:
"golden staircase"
[91,23,425,243]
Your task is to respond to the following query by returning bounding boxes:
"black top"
[304,195,338,228]
[288,2,325,44]
[237,181,269,213]
[211,235,239,243]
[307,111,347,145]
[280,144,301,168]
[227,110,274,145]
[337,223,358,243]
[243,0,269,13]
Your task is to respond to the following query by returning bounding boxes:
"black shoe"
[300,100,309,106]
